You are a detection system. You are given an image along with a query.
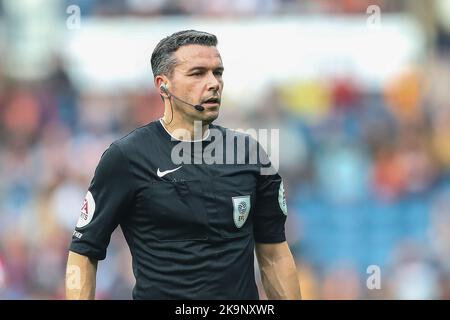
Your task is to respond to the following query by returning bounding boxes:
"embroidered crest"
[232,195,251,228]
[76,191,96,228]
[278,181,288,216]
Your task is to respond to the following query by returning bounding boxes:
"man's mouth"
[202,97,221,106]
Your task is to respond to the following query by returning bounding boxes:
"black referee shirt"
[70,119,288,299]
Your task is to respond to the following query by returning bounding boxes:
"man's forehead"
[174,45,222,69]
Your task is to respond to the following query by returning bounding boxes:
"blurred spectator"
[0,255,6,293]
[321,263,362,299]
[388,241,440,300]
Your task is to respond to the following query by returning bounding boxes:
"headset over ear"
[160,83,168,93]
[159,82,204,112]
[159,83,169,104]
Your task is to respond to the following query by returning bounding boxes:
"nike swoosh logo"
[157,166,182,178]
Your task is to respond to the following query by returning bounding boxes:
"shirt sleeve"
[253,143,288,244]
[69,143,135,260]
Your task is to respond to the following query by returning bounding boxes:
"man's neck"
[161,115,210,142]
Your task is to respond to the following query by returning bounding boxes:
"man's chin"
[200,109,219,124]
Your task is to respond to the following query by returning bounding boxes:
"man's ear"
[155,76,169,98]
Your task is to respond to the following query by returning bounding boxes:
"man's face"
[168,44,224,124]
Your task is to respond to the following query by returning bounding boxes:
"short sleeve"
[253,143,288,244]
[69,143,135,260]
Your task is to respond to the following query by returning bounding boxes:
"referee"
[66,30,302,300]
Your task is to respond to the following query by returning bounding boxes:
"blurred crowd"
[242,52,450,299]
[64,0,405,17]
[1,0,450,299]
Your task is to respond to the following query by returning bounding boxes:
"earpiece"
[159,83,204,112]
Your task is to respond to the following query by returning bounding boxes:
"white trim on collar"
[159,118,210,142]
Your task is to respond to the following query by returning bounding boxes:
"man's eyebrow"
[187,66,224,72]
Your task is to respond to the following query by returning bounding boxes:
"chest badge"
[232,195,251,228]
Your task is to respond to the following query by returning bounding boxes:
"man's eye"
[214,71,223,76]
[191,73,202,76]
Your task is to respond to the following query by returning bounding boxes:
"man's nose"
[206,72,220,91]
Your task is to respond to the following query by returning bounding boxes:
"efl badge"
[76,191,96,228]
[278,181,288,216]
[232,195,251,228]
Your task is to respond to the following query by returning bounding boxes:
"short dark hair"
[151,30,218,78]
